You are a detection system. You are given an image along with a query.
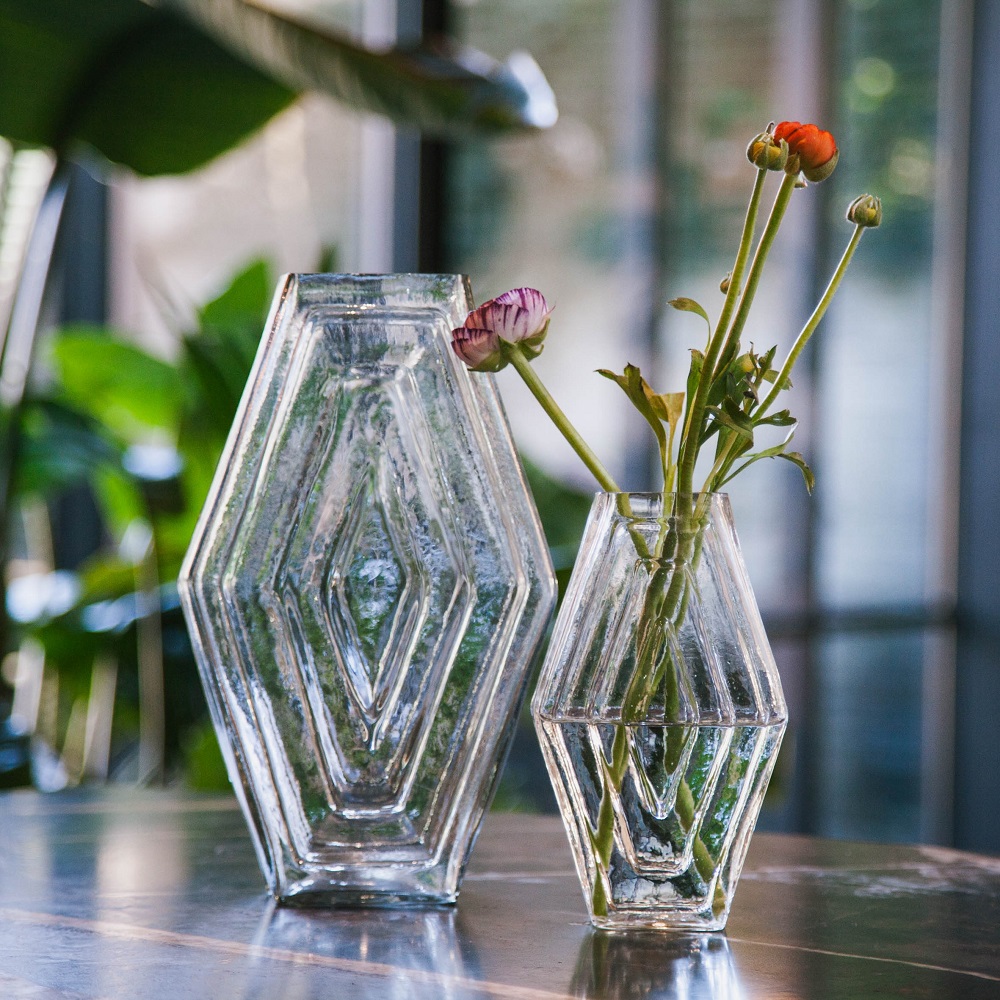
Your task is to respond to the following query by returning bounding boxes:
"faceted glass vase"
[532,493,786,931]
[179,274,556,906]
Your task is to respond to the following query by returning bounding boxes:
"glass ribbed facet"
[533,493,786,930]
[180,274,556,906]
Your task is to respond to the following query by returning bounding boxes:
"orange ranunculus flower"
[773,121,839,182]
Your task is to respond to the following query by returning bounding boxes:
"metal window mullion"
[954,0,1000,853]
[917,0,974,846]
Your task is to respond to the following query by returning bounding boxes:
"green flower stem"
[713,171,798,379]
[589,498,722,919]
[504,343,620,493]
[712,168,768,355]
[703,446,730,494]
[678,171,796,496]
[677,170,766,494]
[756,224,866,421]
[702,433,742,495]
[701,224,867,493]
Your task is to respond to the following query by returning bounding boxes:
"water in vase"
[536,717,785,930]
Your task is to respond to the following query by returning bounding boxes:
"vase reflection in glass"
[532,493,786,931]
[180,274,556,907]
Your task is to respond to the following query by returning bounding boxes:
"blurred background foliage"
[0,0,560,791]
[0,0,555,173]
[2,0,990,854]
[7,257,592,792]
[8,260,274,787]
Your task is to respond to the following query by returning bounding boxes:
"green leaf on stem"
[668,297,711,329]
[755,345,781,385]
[778,451,816,493]
[598,364,671,484]
[720,439,815,493]
[754,408,796,428]
[709,352,755,411]
[646,390,685,429]
[708,399,755,441]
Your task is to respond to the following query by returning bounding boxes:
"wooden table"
[1,790,999,998]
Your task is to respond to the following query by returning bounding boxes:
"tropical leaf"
[0,0,557,176]
[0,0,295,173]
[198,258,272,343]
[191,258,271,395]
[13,397,122,498]
[181,259,274,442]
[162,0,558,135]
[49,327,187,433]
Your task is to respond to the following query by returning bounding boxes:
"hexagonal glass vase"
[179,274,556,907]
[532,493,786,931]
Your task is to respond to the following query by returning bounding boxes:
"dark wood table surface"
[1,789,999,998]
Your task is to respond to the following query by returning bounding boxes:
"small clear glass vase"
[532,493,786,931]
[180,274,556,906]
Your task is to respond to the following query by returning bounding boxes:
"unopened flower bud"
[774,120,839,182]
[451,287,552,372]
[847,193,882,228]
[746,131,788,171]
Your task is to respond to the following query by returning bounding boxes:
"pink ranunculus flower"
[451,288,553,372]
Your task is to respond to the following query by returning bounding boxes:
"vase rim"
[591,490,730,499]
[589,491,734,522]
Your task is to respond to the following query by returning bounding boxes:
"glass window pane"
[815,631,927,841]
[816,0,942,607]
[450,0,954,843]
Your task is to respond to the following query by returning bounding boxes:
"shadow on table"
[571,930,742,999]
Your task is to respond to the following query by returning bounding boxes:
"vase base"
[278,889,458,909]
[588,909,728,933]
[273,857,461,909]
[278,877,459,909]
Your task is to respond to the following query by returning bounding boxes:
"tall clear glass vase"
[180,274,556,907]
[532,493,786,931]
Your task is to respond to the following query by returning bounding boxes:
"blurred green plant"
[492,459,590,813]
[12,262,595,790]
[0,0,557,175]
[9,260,274,783]
[521,459,592,599]
[0,0,558,786]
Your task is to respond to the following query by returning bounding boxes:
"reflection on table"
[1,791,999,998]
